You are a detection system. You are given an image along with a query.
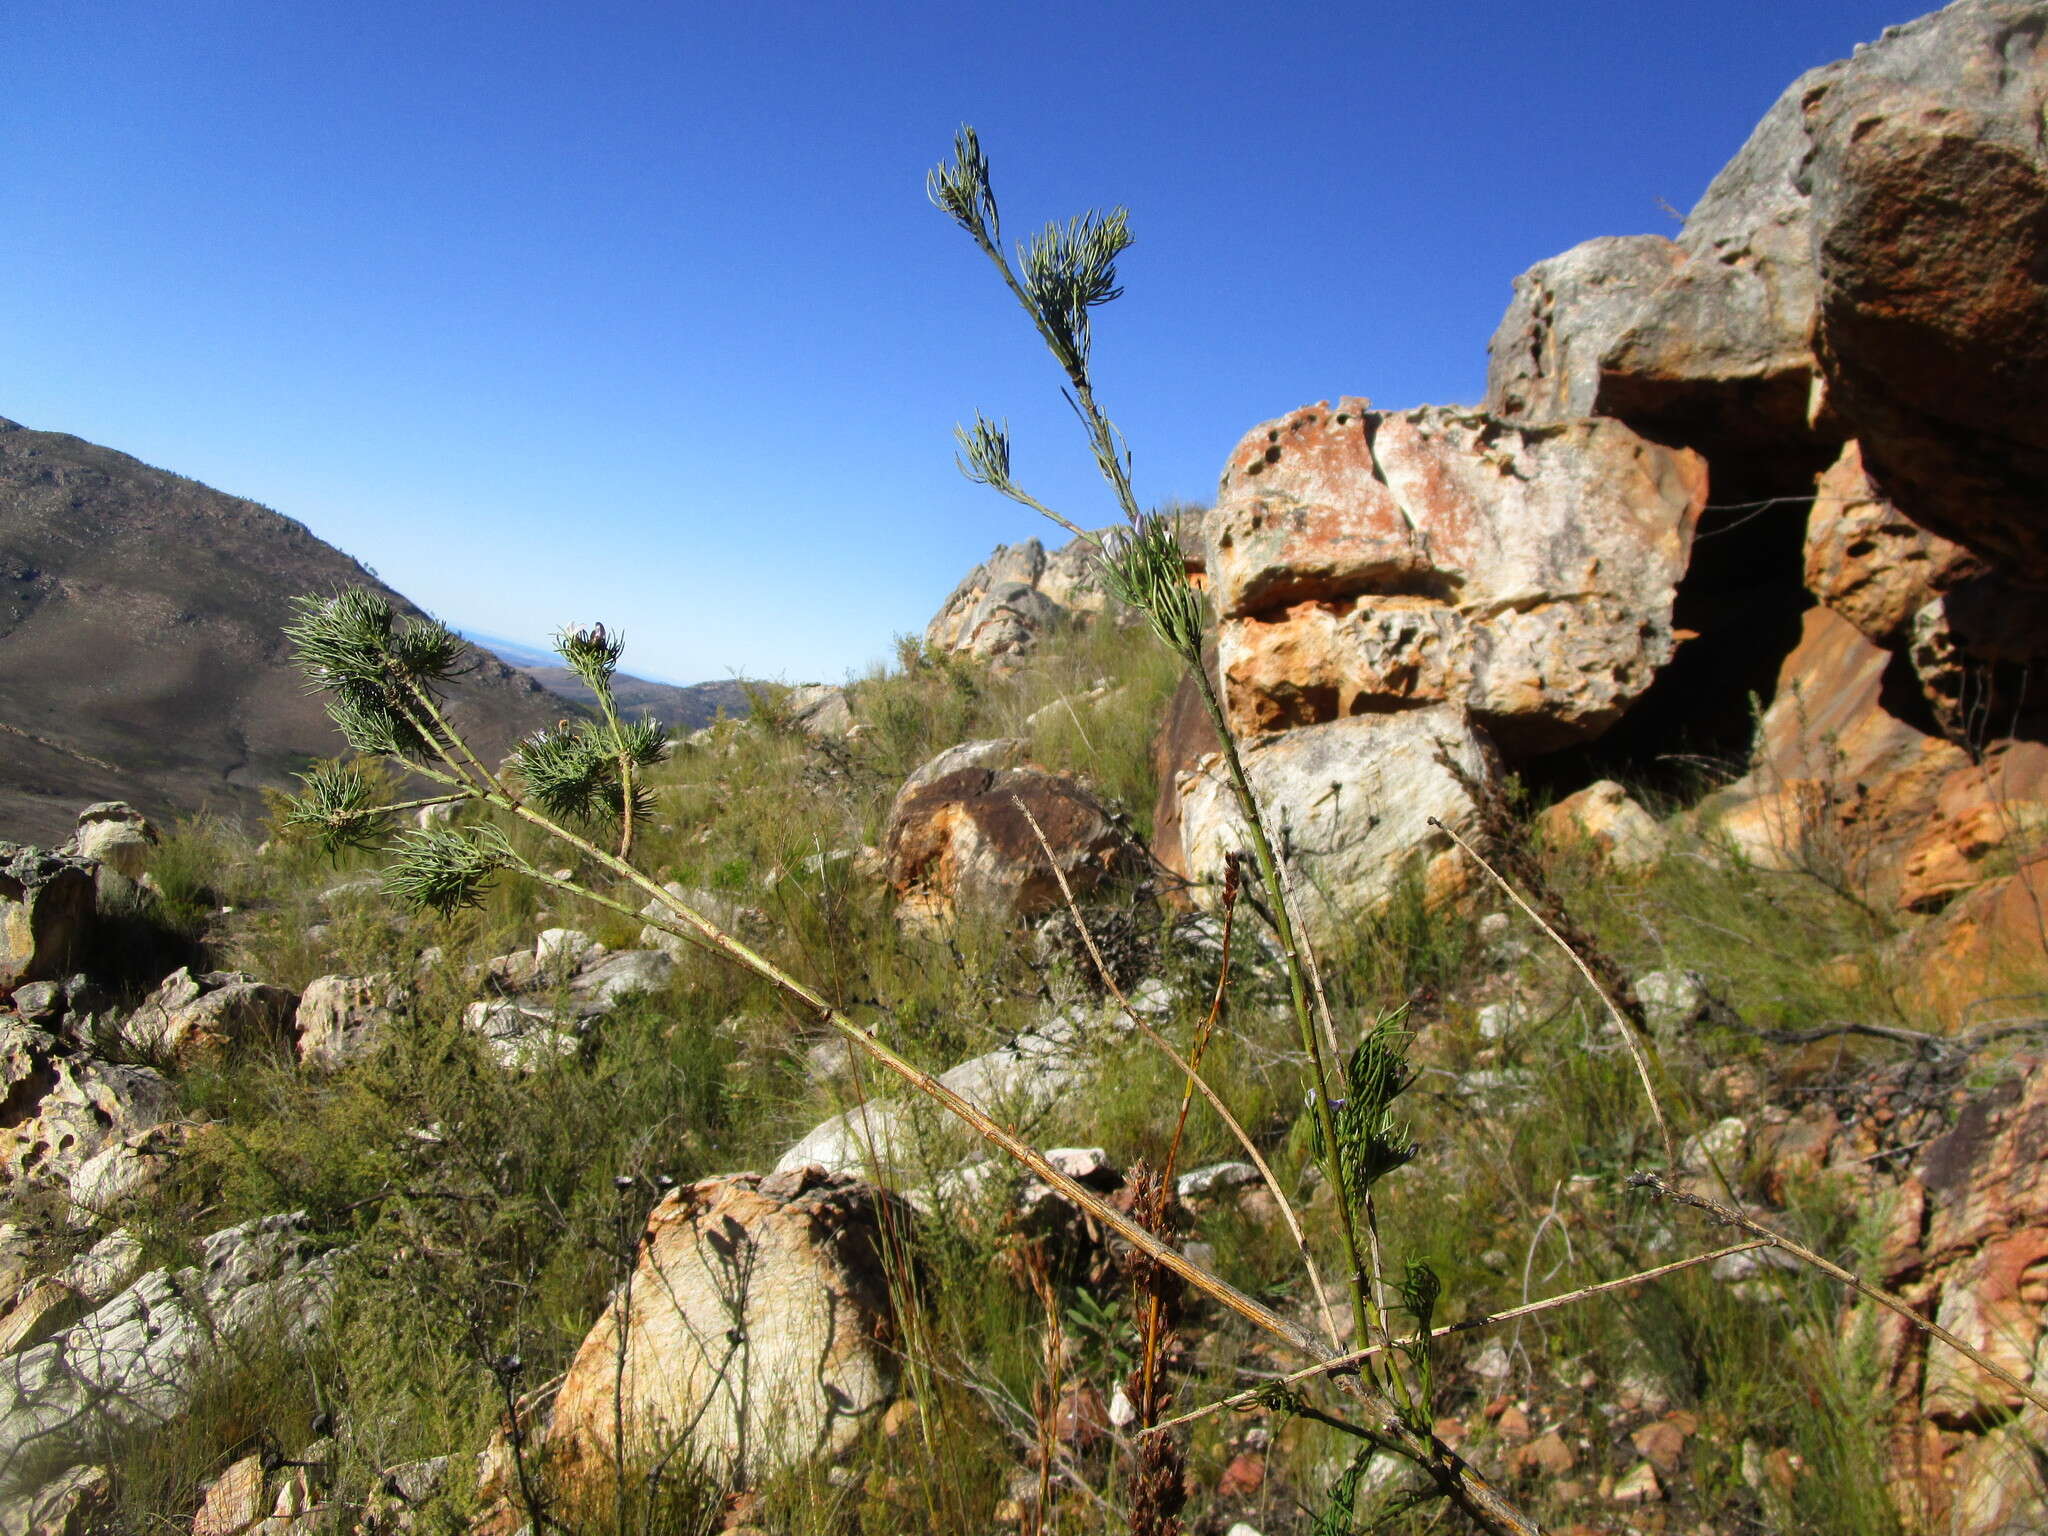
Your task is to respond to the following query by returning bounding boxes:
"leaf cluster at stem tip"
[283,589,467,760]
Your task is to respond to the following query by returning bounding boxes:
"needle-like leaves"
[380,825,515,915]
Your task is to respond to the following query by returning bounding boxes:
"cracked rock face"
[1203,401,1705,754]
[0,1213,335,1505]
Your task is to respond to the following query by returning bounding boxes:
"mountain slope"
[0,417,563,843]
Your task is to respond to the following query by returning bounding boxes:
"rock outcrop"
[1858,1062,2048,1534]
[121,968,299,1067]
[0,1021,175,1196]
[0,1213,335,1504]
[294,973,406,1070]
[543,1167,906,1490]
[925,534,1107,660]
[1204,401,1705,753]
[1806,0,2048,584]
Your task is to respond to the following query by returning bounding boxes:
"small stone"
[1510,1430,1576,1476]
[1630,1416,1690,1472]
[1470,1341,1512,1381]
[1176,1161,1260,1201]
[1108,1388,1137,1428]
[193,1453,267,1536]
[1496,1405,1531,1441]
[1611,1460,1664,1503]
[1217,1452,1266,1497]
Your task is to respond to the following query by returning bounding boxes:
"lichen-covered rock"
[882,755,1141,926]
[0,845,95,998]
[1204,402,1704,753]
[543,1167,907,1490]
[1173,706,1492,943]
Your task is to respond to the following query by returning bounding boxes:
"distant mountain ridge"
[456,630,755,731]
[0,416,565,843]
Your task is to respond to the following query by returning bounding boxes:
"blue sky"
[7,1,1911,684]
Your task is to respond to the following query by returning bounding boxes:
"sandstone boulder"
[1807,0,2048,585]
[883,755,1140,927]
[1173,706,1492,942]
[122,968,299,1066]
[65,1121,189,1229]
[785,683,855,737]
[1535,780,1665,873]
[543,1167,907,1490]
[0,846,95,999]
[924,529,1132,661]
[0,1213,335,1503]
[1593,61,1841,461]
[67,802,157,882]
[0,1022,175,1193]
[295,973,406,1070]
[1204,401,1705,753]
[1707,605,2048,923]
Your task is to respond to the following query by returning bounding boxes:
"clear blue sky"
[6,1,1911,684]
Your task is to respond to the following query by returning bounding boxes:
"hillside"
[0,418,563,843]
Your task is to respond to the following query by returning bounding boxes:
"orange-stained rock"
[1708,606,1968,900]
[544,1167,908,1493]
[1536,780,1666,873]
[1850,1061,2048,1532]
[1803,441,1980,646]
[1204,402,1704,754]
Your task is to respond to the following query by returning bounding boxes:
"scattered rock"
[0,1463,110,1536]
[295,973,406,1070]
[122,968,300,1067]
[1536,781,1665,873]
[925,534,1118,660]
[1509,1430,1575,1477]
[543,1167,908,1489]
[192,1453,267,1536]
[462,1001,579,1070]
[785,683,856,737]
[1632,970,1709,1040]
[1176,1161,1260,1202]
[636,882,768,955]
[1611,1459,1664,1503]
[0,1213,336,1503]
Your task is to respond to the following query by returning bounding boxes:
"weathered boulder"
[122,968,299,1066]
[65,1121,189,1229]
[295,973,405,1070]
[1204,402,1705,753]
[1593,61,1842,463]
[568,948,676,1011]
[0,1022,175,1193]
[0,1464,110,1536]
[461,1001,579,1070]
[543,1167,907,1489]
[1804,441,1981,646]
[1173,707,1492,942]
[882,755,1140,927]
[1854,1062,2048,1533]
[1807,0,2048,585]
[1485,235,1687,423]
[0,1213,335,1503]
[1536,780,1666,873]
[785,683,855,737]
[67,802,157,882]
[0,846,95,999]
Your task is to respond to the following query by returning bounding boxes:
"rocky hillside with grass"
[0,419,564,845]
[2,4,2046,1534]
